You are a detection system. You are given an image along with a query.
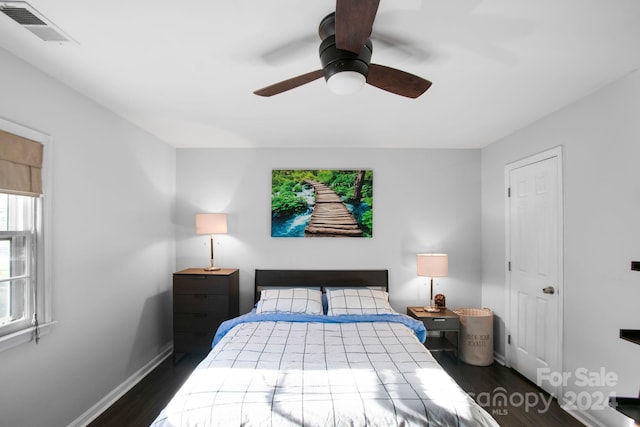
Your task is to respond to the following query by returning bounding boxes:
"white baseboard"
[493,351,506,366]
[564,408,602,427]
[559,397,635,427]
[67,343,173,427]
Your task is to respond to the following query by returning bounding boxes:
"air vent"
[0,1,75,43]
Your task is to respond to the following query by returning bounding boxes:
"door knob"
[542,286,555,294]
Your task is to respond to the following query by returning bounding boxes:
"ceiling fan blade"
[260,34,317,65]
[366,63,432,98]
[335,0,380,54]
[254,70,324,97]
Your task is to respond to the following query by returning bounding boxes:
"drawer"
[174,312,226,332]
[173,294,228,312]
[423,316,459,331]
[174,275,231,294]
[174,332,215,353]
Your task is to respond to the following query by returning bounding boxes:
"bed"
[150,269,499,427]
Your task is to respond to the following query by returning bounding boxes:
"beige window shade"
[0,129,43,196]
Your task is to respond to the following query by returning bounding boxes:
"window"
[0,193,37,336]
[0,118,51,351]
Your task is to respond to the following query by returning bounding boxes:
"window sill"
[0,321,56,353]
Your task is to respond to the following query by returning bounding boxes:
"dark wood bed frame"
[254,269,389,303]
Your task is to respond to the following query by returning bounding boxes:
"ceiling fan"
[253,0,432,99]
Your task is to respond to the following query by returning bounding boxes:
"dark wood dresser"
[173,268,239,361]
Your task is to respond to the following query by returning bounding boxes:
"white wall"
[481,69,640,425]
[0,47,176,427]
[176,148,482,314]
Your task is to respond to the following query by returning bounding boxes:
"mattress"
[150,313,498,427]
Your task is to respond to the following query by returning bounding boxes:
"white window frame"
[0,117,54,352]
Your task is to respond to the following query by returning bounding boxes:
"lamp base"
[425,306,441,313]
[204,266,221,271]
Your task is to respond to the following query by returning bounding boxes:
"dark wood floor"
[88,353,206,427]
[434,353,585,427]
[89,352,585,427]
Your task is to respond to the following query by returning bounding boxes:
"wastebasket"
[453,308,494,366]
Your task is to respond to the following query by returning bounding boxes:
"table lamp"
[195,213,227,271]
[416,253,448,312]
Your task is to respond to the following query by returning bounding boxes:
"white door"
[506,148,563,398]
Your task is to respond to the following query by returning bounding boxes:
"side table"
[407,306,460,360]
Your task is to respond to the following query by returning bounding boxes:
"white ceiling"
[1,0,640,149]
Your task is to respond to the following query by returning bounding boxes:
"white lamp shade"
[195,213,227,235]
[326,71,366,95]
[416,253,448,277]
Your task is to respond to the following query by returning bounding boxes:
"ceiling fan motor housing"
[253,5,431,98]
[319,35,372,82]
[318,12,336,41]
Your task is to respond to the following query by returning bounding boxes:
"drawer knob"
[193,294,208,299]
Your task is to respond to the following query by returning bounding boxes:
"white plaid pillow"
[256,288,323,315]
[326,289,395,316]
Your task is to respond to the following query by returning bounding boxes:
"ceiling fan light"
[326,71,366,95]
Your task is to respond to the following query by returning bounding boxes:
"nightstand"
[173,268,239,362]
[407,306,459,360]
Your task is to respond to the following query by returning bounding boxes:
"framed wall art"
[271,169,373,238]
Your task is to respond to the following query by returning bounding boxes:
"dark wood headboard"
[254,269,389,303]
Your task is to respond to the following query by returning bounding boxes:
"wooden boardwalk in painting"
[303,180,363,237]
